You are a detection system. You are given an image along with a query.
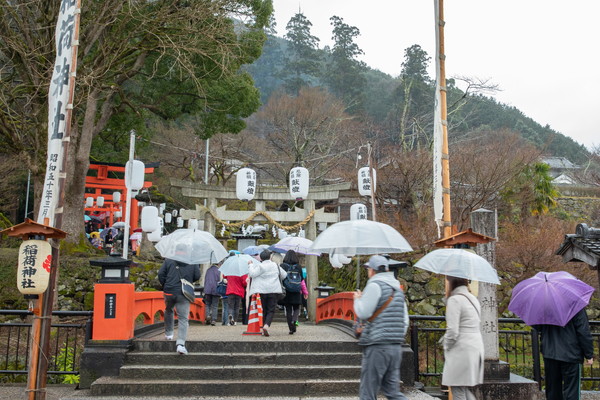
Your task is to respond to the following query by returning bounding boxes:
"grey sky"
[272,0,599,151]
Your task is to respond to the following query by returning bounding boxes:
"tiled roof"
[556,224,600,266]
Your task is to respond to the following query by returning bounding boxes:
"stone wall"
[556,197,600,225]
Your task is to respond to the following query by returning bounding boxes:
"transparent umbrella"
[219,254,259,276]
[270,236,320,256]
[310,219,413,255]
[414,248,500,284]
[155,229,228,264]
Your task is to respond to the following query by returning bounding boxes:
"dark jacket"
[203,265,221,296]
[280,262,303,305]
[158,258,200,296]
[534,308,594,364]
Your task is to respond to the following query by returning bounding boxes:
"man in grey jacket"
[353,255,409,400]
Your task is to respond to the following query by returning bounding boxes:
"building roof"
[556,223,600,268]
[542,156,578,169]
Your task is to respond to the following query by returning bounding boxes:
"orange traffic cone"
[243,294,263,335]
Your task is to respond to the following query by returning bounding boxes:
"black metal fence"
[410,315,600,391]
[0,310,92,383]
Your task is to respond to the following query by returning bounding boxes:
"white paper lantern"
[96,196,105,207]
[350,203,368,220]
[125,160,145,190]
[289,167,309,201]
[141,206,159,232]
[329,254,343,269]
[164,213,172,223]
[85,197,94,208]
[17,240,52,294]
[236,167,256,201]
[112,191,121,203]
[172,209,178,217]
[147,228,162,242]
[114,211,122,218]
[179,208,185,217]
[176,217,184,227]
[358,167,377,196]
[188,218,198,230]
[159,203,166,214]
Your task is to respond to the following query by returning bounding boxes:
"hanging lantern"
[172,209,178,217]
[179,208,185,217]
[358,167,377,196]
[96,196,105,207]
[164,213,172,223]
[125,160,145,191]
[147,228,162,242]
[350,203,368,220]
[329,254,343,269]
[188,219,199,230]
[17,240,52,295]
[289,167,309,201]
[114,211,122,219]
[236,167,256,201]
[141,206,159,232]
[112,191,121,203]
[159,203,166,214]
[176,217,184,228]
[85,197,94,208]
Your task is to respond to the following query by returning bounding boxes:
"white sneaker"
[165,334,173,340]
[177,344,188,355]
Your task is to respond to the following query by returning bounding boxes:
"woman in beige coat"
[441,276,484,400]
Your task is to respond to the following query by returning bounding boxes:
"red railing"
[92,284,205,340]
[315,292,355,323]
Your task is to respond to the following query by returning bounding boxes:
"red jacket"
[224,274,248,297]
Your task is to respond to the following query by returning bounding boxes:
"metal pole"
[367,142,377,222]
[437,0,452,238]
[122,130,135,260]
[24,170,31,220]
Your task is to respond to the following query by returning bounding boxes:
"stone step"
[118,364,361,380]
[90,377,360,397]
[132,339,360,353]
[125,351,362,366]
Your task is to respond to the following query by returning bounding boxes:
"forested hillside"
[245,33,588,164]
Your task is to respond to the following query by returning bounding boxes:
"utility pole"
[367,142,377,222]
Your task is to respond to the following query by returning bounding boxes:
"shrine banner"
[37,0,78,226]
[17,240,52,295]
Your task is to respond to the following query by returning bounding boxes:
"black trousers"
[260,293,278,327]
[544,357,581,400]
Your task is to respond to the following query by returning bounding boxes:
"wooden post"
[437,0,452,239]
[304,199,318,322]
[367,142,377,222]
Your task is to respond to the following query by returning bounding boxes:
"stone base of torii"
[170,178,351,322]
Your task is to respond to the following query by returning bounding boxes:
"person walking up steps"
[248,250,287,337]
[203,263,221,326]
[280,250,308,334]
[158,244,200,355]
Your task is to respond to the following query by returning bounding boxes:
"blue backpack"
[283,267,302,293]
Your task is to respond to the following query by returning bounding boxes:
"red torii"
[84,161,157,229]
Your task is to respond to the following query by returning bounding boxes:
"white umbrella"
[271,236,320,255]
[219,254,259,276]
[112,221,126,229]
[414,248,500,284]
[154,229,228,265]
[310,219,413,255]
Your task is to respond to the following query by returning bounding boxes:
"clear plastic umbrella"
[155,229,228,264]
[271,236,320,255]
[219,254,259,276]
[310,219,413,255]
[414,248,500,284]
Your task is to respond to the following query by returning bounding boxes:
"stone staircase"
[88,336,363,397]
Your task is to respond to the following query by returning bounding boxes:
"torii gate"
[170,178,351,321]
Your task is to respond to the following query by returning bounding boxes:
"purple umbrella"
[508,271,595,327]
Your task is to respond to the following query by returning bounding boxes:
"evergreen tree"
[282,12,321,95]
[324,16,366,114]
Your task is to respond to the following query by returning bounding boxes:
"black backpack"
[283,267,302,293]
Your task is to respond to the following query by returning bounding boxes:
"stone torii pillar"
[170,179,350,322]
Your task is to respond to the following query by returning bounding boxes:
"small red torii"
[84,161,157,229]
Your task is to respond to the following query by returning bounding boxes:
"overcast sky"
[271,0,599,151]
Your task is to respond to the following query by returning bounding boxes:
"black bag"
[283,269,302,293]
[216,280,227,297]
[176,265,195,303]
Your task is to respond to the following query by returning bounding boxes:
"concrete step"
[125,351,362,366]
[90,377,361,397]
[118,364,361,380]
[132,339,360,353]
